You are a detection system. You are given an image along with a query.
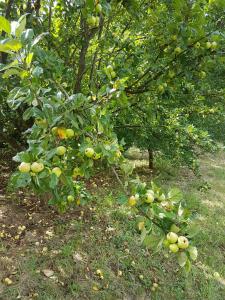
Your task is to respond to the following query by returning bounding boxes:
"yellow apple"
[166,232,178,243]
[56,146,67,156]
[177,236,189,249]
[128,195,136,207]
[66,129,75,138]
[169,243,179,253]
[85,147,95,158]
[96,3,102,13]
[18,162,31,173]
[52,167,62,177]
[206,41,211,49]
[31,162,44,173]
[67,195,74,202]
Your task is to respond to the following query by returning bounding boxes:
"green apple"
[169,243,179,253]
[51,127,58,135]
[52,167,62,177]
[107,65,114,73]
[170,224,180,233]
[93,152,101,160]
[145,192,154,203]
[174,47,182,54]
[177,236,189,249]
[67,195,74,203]
[94,16,100,27]
[56,146,67,156]
[66,129,75,138]
[168,70,175,78]
[96,3,102,13]
[194,42,201,48]
[73,167,83,177]
[158,193,166,202]
[172,34,177,41]
[199,71,206,78]
[206,41,211,49]
[85,147,95,158]
[31,162,44,173]
[111,71,116,78]
[18,162,31,173]
[211,41,217,49]
[115,150,121,158]
[166,232,178,243]
[158,84,164,93]
[87,16,96,27]
[35,118,47,127]
[163,239,170,248]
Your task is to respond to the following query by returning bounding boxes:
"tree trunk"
[148,148,154,169]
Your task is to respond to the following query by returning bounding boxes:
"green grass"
[1,151,225,299]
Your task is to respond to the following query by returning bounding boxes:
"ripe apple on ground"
[31,162,44,173]
[56,146,67,156]
[166,232,178,243]
[18,162,31,173]
[85,147,95,158]
[52,167,62,177]
[177,236,189,249]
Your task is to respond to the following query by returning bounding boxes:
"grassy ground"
[0,150,225,299]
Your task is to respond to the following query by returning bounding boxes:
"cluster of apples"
[128,189,173,211]
[87,2,102,28]
[51,127,75,140]
[106,65,116,79]
[18,161,44,174]
[165,231,189,253]
[164,228,198,262]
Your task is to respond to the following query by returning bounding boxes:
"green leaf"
[117,193,127,205]
[168,188,183,202]
[25,52,33,67]
[15,15,26,37]
[11,172,31,188]
[0,39,22,52]
[178,252,188,267]
[186,223,200,238]
[143,233,164,251]
[184,259,192,273]
[49,174,58,189]
[2,68,21,78]
[188,246,198,261]
[0,16,11,34]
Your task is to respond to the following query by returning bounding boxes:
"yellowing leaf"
[0,16,11,34]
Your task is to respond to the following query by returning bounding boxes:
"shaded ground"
[0,150,225,299]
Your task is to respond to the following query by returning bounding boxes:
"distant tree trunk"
[148,148,154,169]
